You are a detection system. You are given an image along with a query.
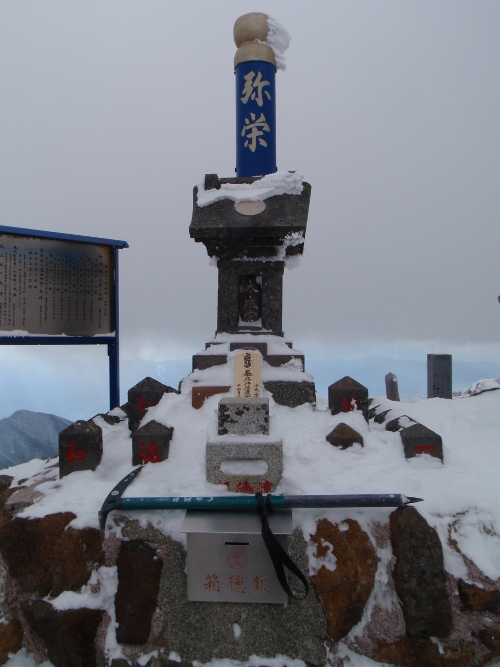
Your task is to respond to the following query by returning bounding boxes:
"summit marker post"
[234,13,277,177]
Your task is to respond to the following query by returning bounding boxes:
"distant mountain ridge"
[0,410,71,469]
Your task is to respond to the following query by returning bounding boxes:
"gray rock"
[218,397,269,436]
[390,507,452,638]
[264,380,315,407]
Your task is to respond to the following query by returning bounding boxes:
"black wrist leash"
[255,492,309,600]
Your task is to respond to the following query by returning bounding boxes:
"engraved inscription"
[0,233,114,335]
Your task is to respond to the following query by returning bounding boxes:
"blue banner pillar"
[234,15,277,177]
[235,60,276,177]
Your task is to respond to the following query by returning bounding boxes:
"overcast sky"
[1,1,500,417]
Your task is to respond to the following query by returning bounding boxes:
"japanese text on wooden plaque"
[233,351,261,398]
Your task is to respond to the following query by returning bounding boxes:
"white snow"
[265,16,291,72]
[197,171,303,208]
[3,370,500,666]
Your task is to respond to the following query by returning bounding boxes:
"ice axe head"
[98,466,143,537]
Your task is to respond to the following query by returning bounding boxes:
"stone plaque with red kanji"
[127,377,178,433]
[328,376,369,421]
[132,420,173,466]
[59,420,103,478]
[400,423,443,462]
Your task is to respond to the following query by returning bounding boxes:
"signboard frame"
[0,224,128,410]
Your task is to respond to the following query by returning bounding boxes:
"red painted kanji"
[137,396,152,416]
[341,395,357,412]
[204,573,220,592]
[252,575,271,593]
[64,441,86,464]
[227,574,246,593]
[140,441,161,463]
[236,480,254,493]
[413,444,436,453]
[258,480,273,493]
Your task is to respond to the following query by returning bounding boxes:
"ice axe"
[98,465,423,536]
[98,467,422,599]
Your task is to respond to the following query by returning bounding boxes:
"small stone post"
[59,420,103,478]
[385,372,400,401]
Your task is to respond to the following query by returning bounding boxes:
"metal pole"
[108,247,120,409]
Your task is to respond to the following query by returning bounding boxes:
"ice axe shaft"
[99,467,423,536]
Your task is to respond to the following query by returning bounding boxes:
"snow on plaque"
[234,351,261,398]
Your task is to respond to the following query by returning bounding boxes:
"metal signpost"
[0,224,128,409]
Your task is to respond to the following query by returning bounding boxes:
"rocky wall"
[0,477,499,667]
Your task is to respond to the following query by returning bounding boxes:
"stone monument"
[183,12,316,493]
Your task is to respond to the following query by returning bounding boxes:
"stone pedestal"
[206,439,283,493]
[190,175,311,337]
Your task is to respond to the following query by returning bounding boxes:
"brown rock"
[376,638,442,667]
[390,507,452,638]
[442,644,474,667]
[478,627,500,654]
[377,638,474,667]
[115,540,164,645]
[0,619,23,664]
[326,422,364,449]
[458,580,500,614]
[22,600,103,667]
[143,658,193,667]
[0,475,14,528]
[0,512,104,596]
[311,518,378,641]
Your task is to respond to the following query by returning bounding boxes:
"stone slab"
[263,380,315,407]
[229,342,268,355]
[192,354,228,371]
[265,354,304,369]
[192,386,231,409]
[206,440,282,493]
[218,397,269,436]
[427,354,452,399]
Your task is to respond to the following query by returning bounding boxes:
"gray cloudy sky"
[1,1,500,416]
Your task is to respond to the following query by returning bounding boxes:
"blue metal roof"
[0,224,129,248]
